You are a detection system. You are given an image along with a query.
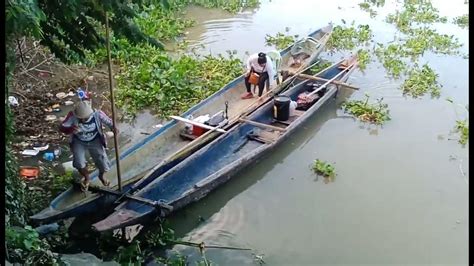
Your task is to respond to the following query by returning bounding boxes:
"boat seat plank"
[179,132,198,141]
[239,118,287,132]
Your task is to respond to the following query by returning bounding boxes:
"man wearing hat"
[60,100,116,191]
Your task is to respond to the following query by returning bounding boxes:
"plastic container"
[43,152,55,161]
[192,126,208,136]
[289,100,297,116]
[273,95,291,121]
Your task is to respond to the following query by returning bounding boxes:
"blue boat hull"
[92,57,358,231]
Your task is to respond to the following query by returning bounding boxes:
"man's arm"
[98,110,114,129]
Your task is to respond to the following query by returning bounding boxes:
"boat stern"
[92,209,147,232]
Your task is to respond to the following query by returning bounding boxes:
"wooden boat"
[92,56,359,232]
[30,24,333,224]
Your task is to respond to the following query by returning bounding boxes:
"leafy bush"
[342,94,391,124]
[6,226,61,265]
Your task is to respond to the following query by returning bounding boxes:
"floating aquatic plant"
[386,1,447,33]
[406,27,462,55]
[265,30,299,50]
[342,93,391,125]
[312,159,336,179]
[309,61,332,75]
[401,64,441,98]
[356,49,371,70]
[455,119,469,145]
[116,50,243,116]
[327,24,373,50]
[453,14,469,29]
[374,43,409,78]
[359,2,377,18]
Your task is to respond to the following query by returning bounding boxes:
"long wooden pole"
[105,12,122,191]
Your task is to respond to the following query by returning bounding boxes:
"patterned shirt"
[74,115,99,142]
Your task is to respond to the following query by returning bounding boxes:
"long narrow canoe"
[31,24,333,224]
[92,56,359,231]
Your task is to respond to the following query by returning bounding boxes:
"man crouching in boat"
[59,100,116,191]
[241,52,276,100]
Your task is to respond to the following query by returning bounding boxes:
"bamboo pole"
[295,73,359,90]
[105,12,122,191]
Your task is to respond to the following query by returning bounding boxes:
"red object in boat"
[192,125,208,136]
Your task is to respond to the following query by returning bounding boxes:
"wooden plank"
[170,116,226,133]
[87,185,173,211]
[239,118,287,132]
[295,74,359,90]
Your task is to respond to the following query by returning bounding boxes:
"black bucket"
[273,95,291,121]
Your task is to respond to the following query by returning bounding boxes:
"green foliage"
[359,2,377,18]
[183,0,260,13]
[405,27,462,55]
[342,94,391,124]
[155,252,188,265]
[455,120,469,145]
[265,29,299,50]
[116,50,243,116]
[115,240,147,265]
[309,60,332,75]
[386,0,447,33]
[327,24,373,50]
[312,159,336,178]
[5,104,26,227]
[453,14,469,29]
[6,0,46,38]
[51,171,74,197]
[133,3,195,40]
[356,49,371,70]
[7,0,169,64]
[401,64,441,98]
[374,43,408,78]
[6,226,61,265]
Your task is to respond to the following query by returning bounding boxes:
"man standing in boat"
[60,100,116,191]
[241,52,276,99]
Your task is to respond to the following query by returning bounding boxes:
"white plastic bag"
[289,100,297,116]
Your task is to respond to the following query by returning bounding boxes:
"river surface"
[151,0,469,265]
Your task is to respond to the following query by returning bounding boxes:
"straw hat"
[74,101,93,119]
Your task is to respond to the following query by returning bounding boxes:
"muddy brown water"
[23,0,467,264]
[157,1,468,265]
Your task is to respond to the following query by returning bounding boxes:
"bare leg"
[98,172,110,186]
[78,167,90,183]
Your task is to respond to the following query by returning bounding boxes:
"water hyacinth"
[455,120,469,145]
[265,31,299,50]
[356,49,371,70]
[453,14,469,29]
[116,51,243,116]
[341,94,391,125]
[359,2,377,18]
[401,64,441,98]
[327,24,373,50]
[374,43,409,78]
[312,159,336,179]
[386,0,447,33]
